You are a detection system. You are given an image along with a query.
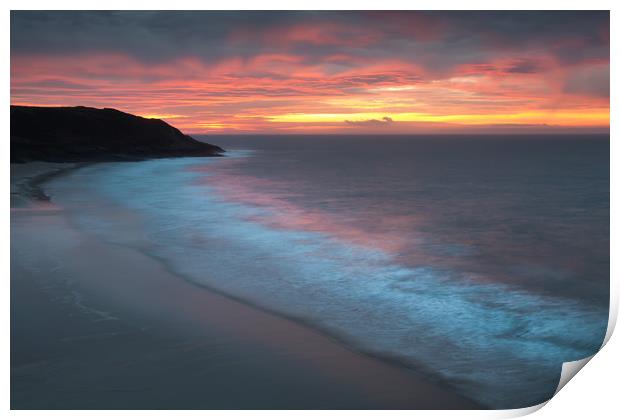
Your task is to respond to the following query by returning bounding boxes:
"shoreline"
[10,162,95,205]
[11,161,483,409]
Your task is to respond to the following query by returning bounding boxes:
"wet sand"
[10,162,482,409]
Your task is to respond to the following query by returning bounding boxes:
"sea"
[46,134,610,409]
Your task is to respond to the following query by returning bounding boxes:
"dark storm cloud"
[505,59,543,74]
[11,11,309,62]
[11,10,609,70]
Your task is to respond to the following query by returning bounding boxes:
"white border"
[4,2,617,419]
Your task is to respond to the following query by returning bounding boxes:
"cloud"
[564,63,610,98]
[345,116,393,126]
[9,11,610,133]
[10,11,609,70]
[505,59,542,74]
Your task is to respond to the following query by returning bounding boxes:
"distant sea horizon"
[186,131,611,137]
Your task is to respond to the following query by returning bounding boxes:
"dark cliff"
[11,105,224,162]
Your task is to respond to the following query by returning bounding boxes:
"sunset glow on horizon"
[11,11,610,134]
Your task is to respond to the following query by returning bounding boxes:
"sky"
[11,11,610,134]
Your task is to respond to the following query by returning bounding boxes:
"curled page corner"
[554,355,595,396]
[551,307,615,399]
[495,354,598,419]
[602,298,618,347]
[550,305,616,397]
[493,401,548,418]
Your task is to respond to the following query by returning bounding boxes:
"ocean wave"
[46,157,608,408]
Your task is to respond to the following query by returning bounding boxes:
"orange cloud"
[11,47,609,134]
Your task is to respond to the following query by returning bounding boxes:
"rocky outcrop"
[11,105,224,162]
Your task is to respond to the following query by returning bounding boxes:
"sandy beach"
[10,162,481,409]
